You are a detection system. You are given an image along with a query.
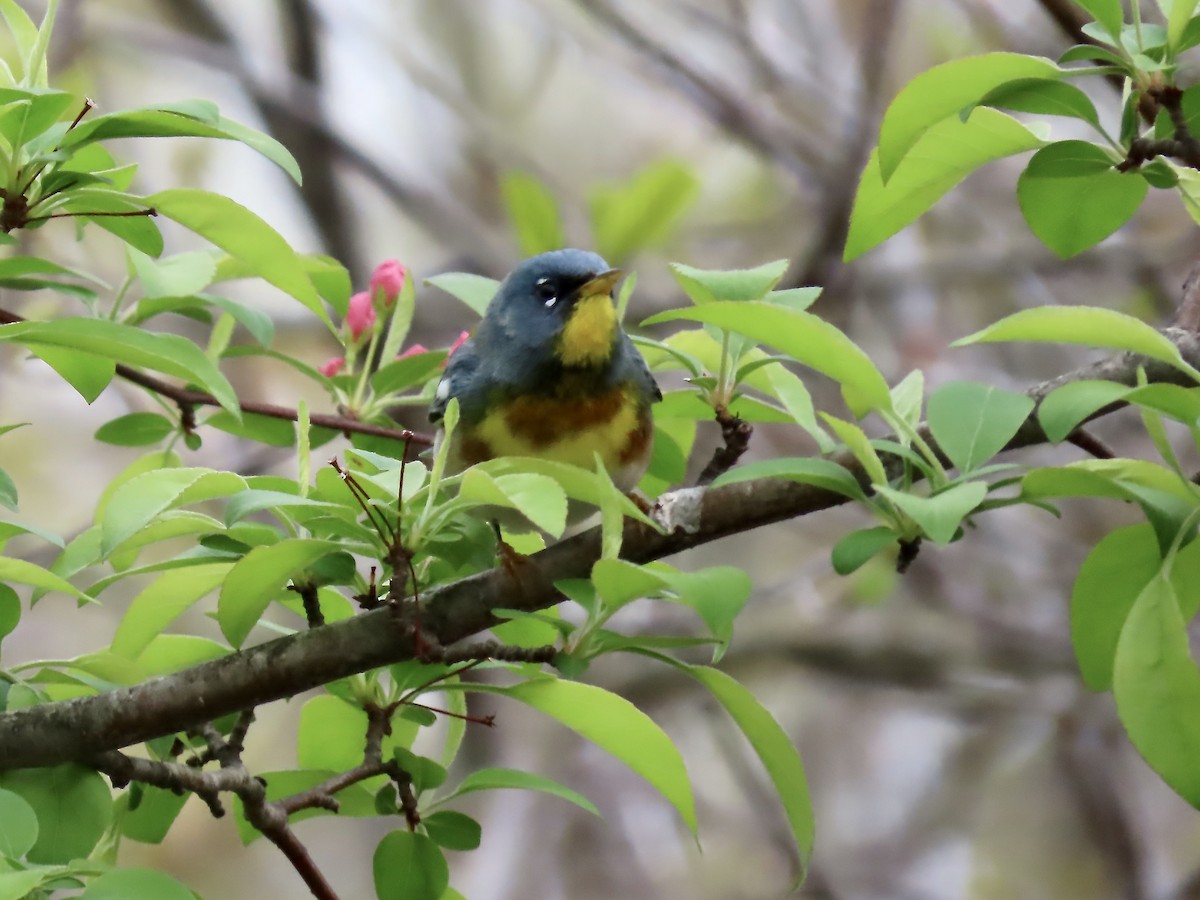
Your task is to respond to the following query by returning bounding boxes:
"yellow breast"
[557,292,617,367]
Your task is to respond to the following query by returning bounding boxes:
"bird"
[429,248,662,529]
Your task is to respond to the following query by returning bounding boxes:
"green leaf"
[501,171,565,255]
[877,52,1062,180]
[111,563,231,658]
[99,468,246,557]
[0,0,38,82]
[58,189,163,257]
[371,351,446,396]
[0,788,38,857]
[392,748,448,795]
[302,255,352,317]
[823,415,888,486]
[297,694,370,773]
[1124,382,1200,423]
[762,363,833,452]
[979,78,1102,129]
[224,489,346,525]
[1075,0,1125,41]
[591,558,668,610]
[62,107,301,184]
[660,566,751,658]
[712,456,866,500]
[0,869,66,899]
[0,318,239,416]
[644,302,892,415]
[25,344,115,403]
[0,765,111,864]
[128,249,217,299]
[955,306,1194,375]
[1114,568,1200,806]
[120,784,188,844]
[147,189,327,327]
[686,665,813,871]
[135,634,228,676]
[1162,0,1200,50]
[422,810,482,851]
[926,381,1035,473]
[1016,140,1148,257]
[832,526,897,575]
[218,539,339,647]
[669,259,789,304]
[845,108,1045,260]
[1058,42,1129,65]
[472,458,656,529]
[1180,15,1200,52]
[0,582,19,641]
[459,470,568,536]
[373,831,449,900]
[446,767,600,815]
[0,467,15,511]
[1037,380,1131,442]
[1072,523,1162,691]
[204,411,295,448]
[874,481,988,544]
[80,868,194,900]
[95,412,174,447]
[0,557,90,602]
[425,272,498,316]
[490,678,696,833]
[0,87,73,144]
[131,293,275,347]
[589,158,699,263]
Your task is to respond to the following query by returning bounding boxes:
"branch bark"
[3,331,1200,770]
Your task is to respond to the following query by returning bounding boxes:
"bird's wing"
[429,337,480,423]
[623,333,662,403]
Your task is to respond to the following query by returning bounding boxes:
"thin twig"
[696,406,753,485]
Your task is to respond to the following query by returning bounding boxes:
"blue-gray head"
[484,249,623,366]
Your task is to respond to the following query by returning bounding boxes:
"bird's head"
[489,249,624,368]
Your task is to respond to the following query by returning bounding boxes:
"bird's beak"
[577,268,624,299]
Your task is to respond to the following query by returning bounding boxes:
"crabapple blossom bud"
[398,343,429,359]
[369,259,407,309]
[345,291,376,343]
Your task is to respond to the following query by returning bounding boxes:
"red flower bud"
[319,356,345,377]
[345,291,376,342]
[398,343,429,359]
[441,331,470,368]
[369,259,407,309]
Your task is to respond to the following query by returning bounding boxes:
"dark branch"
[4,327,1200,770]
[696,406,754,485]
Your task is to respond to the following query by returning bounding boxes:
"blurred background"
[3,0,1200,898]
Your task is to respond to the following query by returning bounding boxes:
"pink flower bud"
[398,343,429,359]
[370,259,407,309]
[345,291,376,342]
[441,331,470,368]
[319,356,345,377]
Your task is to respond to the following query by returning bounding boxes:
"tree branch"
[3,331,1200,770]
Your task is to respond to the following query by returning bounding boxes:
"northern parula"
[429,249,662,512]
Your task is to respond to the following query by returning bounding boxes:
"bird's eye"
[534,277,558,308]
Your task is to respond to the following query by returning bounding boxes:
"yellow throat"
[557,291,617,367]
